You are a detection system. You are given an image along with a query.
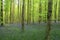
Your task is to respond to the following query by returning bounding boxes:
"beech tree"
[39,0,42,24]
[27,0,31,24]
[32,0,34,24]
[45,1,47,23]
[54,1,57,23]
[4,0,10,24]
[27,0,29,24]
[21,0,25,31]
[45,0,53,40]
[0,0,3,26]
[10,0,12,24]
[18,0,20,23]
[10,0,15,24]
[58,0,60,21]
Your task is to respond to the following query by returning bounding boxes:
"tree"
[0,0,3,26]
[18,0,20,23]
[10,0,12,24]
[38,0,42,24]
[27,0,31,24]
[21,0,25,31]
[10,0,15,24]
[45,1,47,23]
[27,0,29,24]
[54,1,57,23]
[58,0,60,21]
[29,0,31,24]
[45,0,53,40]
[5,0,10,24]
[20,0,22,23]
[12,0,15,23]
[32,0,34,24]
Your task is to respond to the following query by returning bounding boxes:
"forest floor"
[0,23,60,40]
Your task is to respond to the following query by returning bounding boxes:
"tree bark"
[54,1,57,23]
[10,0,14,24]
[58,0,60,21]
[32,0,34,24]
[45,0,52,40]
[21,0,25,31]
[39,0,42,24]
[18,0,20,23]
[0,0,3,26]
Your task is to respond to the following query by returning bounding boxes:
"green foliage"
[0,23,60,40]
[1,0,60,23]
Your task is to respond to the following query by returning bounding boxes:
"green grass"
[0,23,60,40]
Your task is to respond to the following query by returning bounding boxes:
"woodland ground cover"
[0,23,60,40]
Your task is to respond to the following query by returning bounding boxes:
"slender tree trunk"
[32,0,34,24]
[19,0,22,24]
[21,0,25,31]
[27,0,31,24]
[45,0,52,40]
[5,0,9,24]
[54,1,57,23]
[0,0,3,26]
[12,0,15,23]
[45,1,47,23]
[58,0,60,22]
[27,0,29,24]
[39,0,42,24]
[5,10,7,24]
[29,0,31,24]
[10,0,14,24]
[18,0,20,23]
[10,0,12,24]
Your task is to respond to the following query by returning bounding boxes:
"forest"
[0,0,60,40]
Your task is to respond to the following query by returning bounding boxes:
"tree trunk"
[27,0,29,24]
[58,0,60,21]
[32,0,34,24]
[29,0,31,24]
[0,0,3,26]
[10,0,12,24]
[21,0,25,31]
[39,0,42,24]
[45,0,52,40]
[54,1,57,23]
[45,1,47,23]
[18,0,20,23]
[10,0,14,24]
